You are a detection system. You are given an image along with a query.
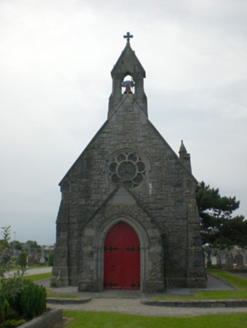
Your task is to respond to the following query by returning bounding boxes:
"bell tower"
[108,32,148,117]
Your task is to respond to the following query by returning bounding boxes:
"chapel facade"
[51,33,206,292]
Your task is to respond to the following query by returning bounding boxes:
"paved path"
[7,266,52,278]
[49,298,247,317]
[46,274,247,317]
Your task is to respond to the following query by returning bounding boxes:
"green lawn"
[63,311,247,328]
[153,290,247,300]
[24,272,52,282]
[0,272,51,286]
[154,269,247,300]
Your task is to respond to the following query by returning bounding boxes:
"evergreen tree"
[26,240,41,251]
[10,240,22,251]
[196,181,247,248]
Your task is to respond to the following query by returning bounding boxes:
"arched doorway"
[104,222,140,290]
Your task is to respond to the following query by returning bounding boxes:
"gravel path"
[49,299,247,317]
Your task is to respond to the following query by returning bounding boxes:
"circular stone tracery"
[108,152,146,189]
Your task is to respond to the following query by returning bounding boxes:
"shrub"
[18,252,27,268]
[2,318,26,327]
[0,292,6,324]
[5,307,19,320]
[19,280,46,319]
[0,296,9,326]
[5,287,22,316]
[1,269,25,303]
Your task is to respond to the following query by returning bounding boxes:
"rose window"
[108,152,146,189]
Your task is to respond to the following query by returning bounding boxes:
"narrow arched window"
[121,75,135,94]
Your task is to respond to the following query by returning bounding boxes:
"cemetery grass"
[10,264,49,270]
[0,272,51,287]
[153,269,247,300]
[63,311,247,328]
[25,272,52,282]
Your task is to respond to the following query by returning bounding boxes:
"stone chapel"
[51,33,206,292]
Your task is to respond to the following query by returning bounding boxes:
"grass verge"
[63,311,247,328]
[207,269,247,290]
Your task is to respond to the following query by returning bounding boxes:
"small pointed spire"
[179,140,187,154]
[179,140,192,173]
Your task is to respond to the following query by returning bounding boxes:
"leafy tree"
[196,181,247,248]
[0,226,26,302]
[26,240,41,251]
[18,253,27,268]
[9,241,22,251]
[0,226,12,277]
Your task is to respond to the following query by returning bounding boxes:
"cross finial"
[124,32,133,43]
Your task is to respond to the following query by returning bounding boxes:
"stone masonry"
[51,35,206,292]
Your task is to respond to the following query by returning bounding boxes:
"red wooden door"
[104,222,140,290]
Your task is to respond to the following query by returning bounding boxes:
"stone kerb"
[47,297,92,304]
[20,308,63,328]
[142,299,247,308]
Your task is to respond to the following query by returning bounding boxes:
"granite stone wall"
[51,40,206,292]
[51,95,206,291]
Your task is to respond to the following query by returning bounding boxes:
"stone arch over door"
[94,216,150,291]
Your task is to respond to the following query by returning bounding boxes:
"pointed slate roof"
[179,140,187,154]
[111,41,146,78]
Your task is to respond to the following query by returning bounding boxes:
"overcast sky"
[1,0,246,245]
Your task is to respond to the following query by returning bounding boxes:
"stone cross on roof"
[124,32,133,43]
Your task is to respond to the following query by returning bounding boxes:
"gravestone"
[39,246,45,263]
[226,253,234,269]
[236,252,243,267]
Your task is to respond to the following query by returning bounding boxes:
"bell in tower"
[108,32,148,117]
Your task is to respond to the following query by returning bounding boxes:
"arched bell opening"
[121,75,135,94]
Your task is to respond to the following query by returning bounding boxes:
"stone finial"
[179,140,187,154]
[124,32,133,43]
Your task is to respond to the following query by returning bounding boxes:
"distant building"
[51,34,206,292]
